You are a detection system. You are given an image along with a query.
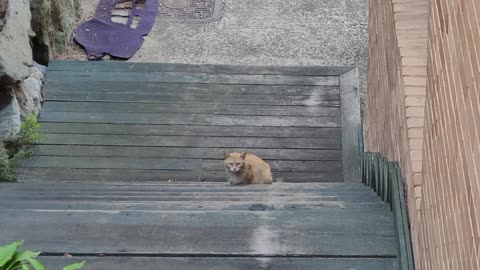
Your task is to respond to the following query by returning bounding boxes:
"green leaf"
[14,251,40,261]
[0,241,23,268]
[21,264,30,270]
[4,249,40,270]
[5,260,21,270]
[25,257,45,270]
[63,261,86,270]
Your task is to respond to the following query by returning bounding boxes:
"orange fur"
[223,152,273,185]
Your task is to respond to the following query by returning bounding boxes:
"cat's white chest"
[225,170,243,185]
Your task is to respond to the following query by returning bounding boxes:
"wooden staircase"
[0,61,399,269]
[18,61,346,183]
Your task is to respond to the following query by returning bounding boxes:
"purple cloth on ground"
[74,0,159,60]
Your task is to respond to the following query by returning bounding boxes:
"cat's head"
[223,152,247,173]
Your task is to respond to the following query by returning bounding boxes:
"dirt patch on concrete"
[0,0,7,31]
[56,0,98,60]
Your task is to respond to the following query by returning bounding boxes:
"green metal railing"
[358,130,415,269]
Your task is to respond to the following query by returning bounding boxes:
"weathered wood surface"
[29,145,342,160]
[17,168,344,182]
[45,71,340,86]
[43,82,340,95]
[47,60,353,75]
[40,257,398,270]
[0,182,397,263]
[41,101,341,116]
[6,62,398,269]
[39,123,341,137]
[39,112,341,127]
[21,61,346,182]
[44,92,341,106]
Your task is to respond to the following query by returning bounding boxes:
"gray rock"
[0,64,45,141]
[30,0,80,64]
[0,0,32,83]
[30,67,44,82]
[31,61,46,82]
[32,61,47,73]
[0,0,7,32]
[19,75,43,116]
[0,95,21,141]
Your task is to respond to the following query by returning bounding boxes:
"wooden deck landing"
[0,182,398,269]
[1,61,398,269]
[17,61,347,183]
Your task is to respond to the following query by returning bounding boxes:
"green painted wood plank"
[19,156,341,173]
[47,60,353,76]
[0,193,381,204]
[0,209,391,235]
[40,134,209,147]
[393,163,415,270]
[0,194,380,203]
[0,200,386,212]
[0,210,396,255]
[16,168,343,183]
[38,134,342,149]
[211,115,339,127]
[39,112,212,125]
[43,92,340,106]
[41,101,341,116]
[17,168,201,182]
[199,171,344,183]
[29,145,342,161]
[20,156,204,171]
[38,112,340,127]
[0,190,379,199]
[201,160,342,172]
[0,182,374,192]
[38,123,341,138]
[390,163,407,269]
[204,136,341,149]
[0,186,384,197]
[43,81,339,96]
[45,71,340,86]
[39,257,398,270]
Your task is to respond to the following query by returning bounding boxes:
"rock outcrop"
[0,0,7,32]
[30,0,80,65]
[0,63,46,140]
[0,0,33,140]
[0,0,78,141]
[0,0,33,83]
[0,94,20,141]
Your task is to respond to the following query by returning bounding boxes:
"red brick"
[404,86,427,95]
[405,96,426,106]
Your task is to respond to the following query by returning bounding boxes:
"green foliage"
[0,114,42,182]
[18,114,42,146]
[0,241,85,270]
[0,144,15,182]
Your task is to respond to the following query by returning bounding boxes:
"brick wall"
[365,0,428,260]
[418,0,480,269]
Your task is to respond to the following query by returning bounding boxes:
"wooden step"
[0,182,395,257]
[20,60,347,183]
[40,256,399,270]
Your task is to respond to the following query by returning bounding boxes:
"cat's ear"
[223,151,230,159]
[240,152,247,159]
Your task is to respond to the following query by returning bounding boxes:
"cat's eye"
[235,162,241,166]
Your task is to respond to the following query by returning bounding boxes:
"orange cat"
[223,152,273,185]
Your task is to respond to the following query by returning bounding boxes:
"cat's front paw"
[228,179,242,185]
